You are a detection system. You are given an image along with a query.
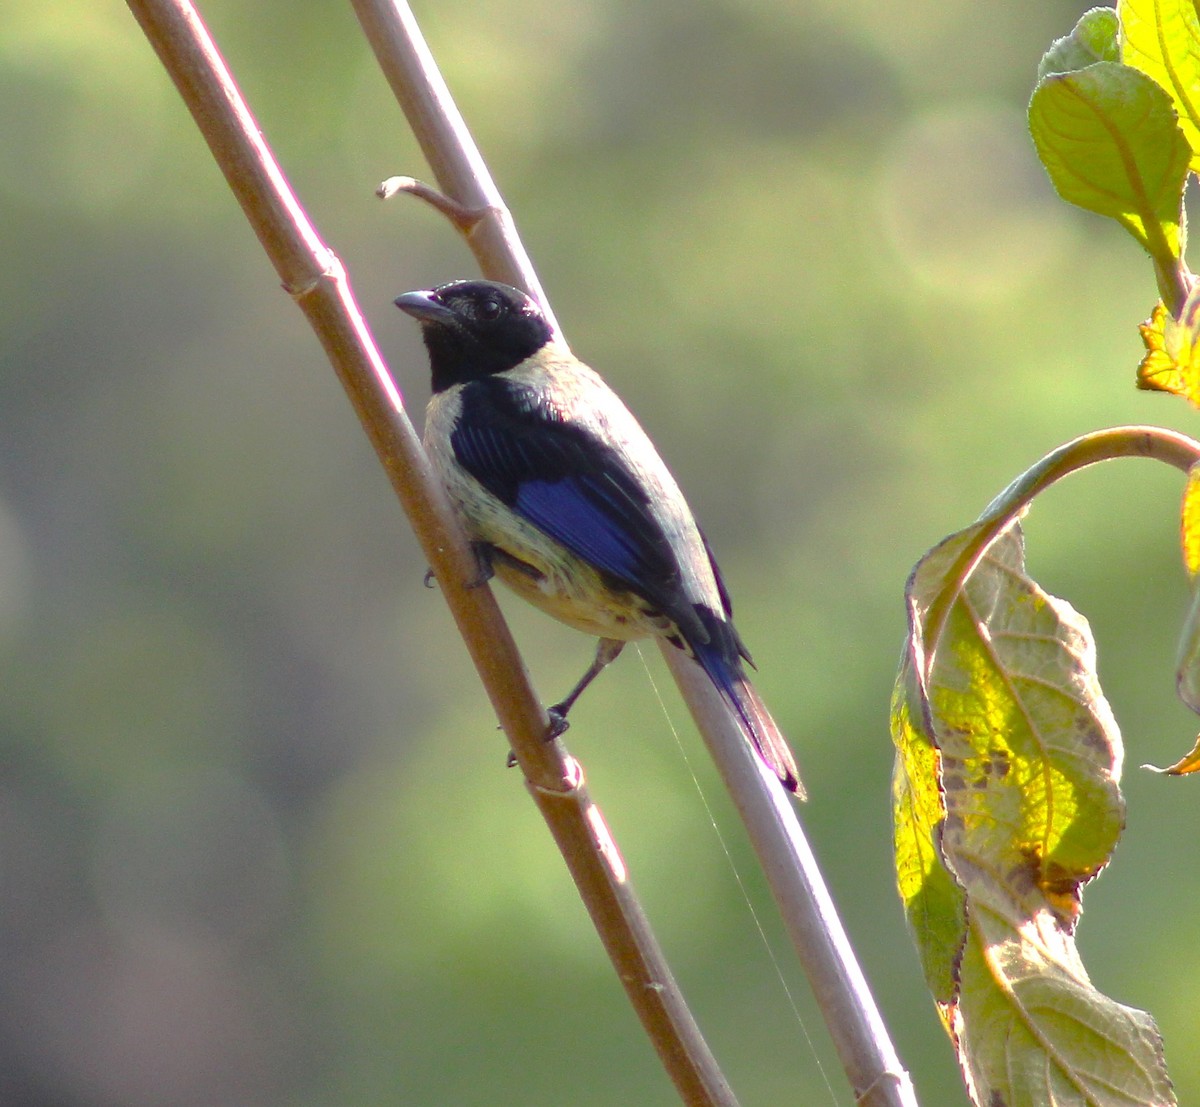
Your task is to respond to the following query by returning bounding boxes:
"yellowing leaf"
[893,522,1176,1107]
[1143,730,1200,773]
[1119,0,1200,171]
[891,660,964,1004]
[1171,466,1200,739]
[1138,301,1184,396]
[1180,462,1200,576]
[955,914,1171,1107]
[1121,458,1200,775]
[1137,286,1200,403]
[1136,290,1200,404]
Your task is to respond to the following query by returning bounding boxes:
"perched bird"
[396,279,803,796]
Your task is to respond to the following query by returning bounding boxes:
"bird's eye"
[478,297,503,322]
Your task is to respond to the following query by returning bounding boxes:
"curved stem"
[923,425,1200,657]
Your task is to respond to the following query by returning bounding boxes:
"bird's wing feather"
[698,528,753,665]
[451,375,703,635]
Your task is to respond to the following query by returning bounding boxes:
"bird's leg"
[546,638,626,739]
[504,638,625,767]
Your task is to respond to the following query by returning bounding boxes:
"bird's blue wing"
[513,475,646,579]
[450,376,688,620]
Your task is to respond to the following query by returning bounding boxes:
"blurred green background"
[1,1,1198,1104]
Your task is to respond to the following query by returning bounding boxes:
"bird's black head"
[394,280,554,393]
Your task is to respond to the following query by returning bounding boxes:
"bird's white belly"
[488,539,665,641]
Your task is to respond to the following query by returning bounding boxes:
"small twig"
[377,175,496,234]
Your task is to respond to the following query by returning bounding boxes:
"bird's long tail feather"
[693,646,805,799]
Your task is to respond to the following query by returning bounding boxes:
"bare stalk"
[350,2,919,1104]
[125,0,740,1103]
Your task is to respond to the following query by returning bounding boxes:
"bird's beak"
[394,289,456,325]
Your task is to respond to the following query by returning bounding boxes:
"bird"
[395,279,804,797]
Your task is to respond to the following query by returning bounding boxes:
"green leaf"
[1038,8,1121,78]
[1119,0,1200,171]
[893,521,1176,1106]
[1029,61,1188,261]
[956,920,1172,1107]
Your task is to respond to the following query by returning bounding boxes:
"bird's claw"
[546,707,571,740]
[422,568,437,589]
[503,707,568,770]
[466,542,497,589]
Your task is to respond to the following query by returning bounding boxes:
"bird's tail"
[693,646,806,799]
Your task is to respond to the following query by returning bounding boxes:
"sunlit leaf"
[1173,481,1200,724]
[1029,61,1188,260]
[891,657,965,1004]
[1038,7,1120,79]
[955,915,1172,1107]
[1180,462,1200,576]
[1136,292,1200,404]
[1119,0,1200,171]
[893,522,1176,1107]
[1137,300,1185,397]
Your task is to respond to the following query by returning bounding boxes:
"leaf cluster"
[893,4,1200,1104]
[1030,2,1200,400]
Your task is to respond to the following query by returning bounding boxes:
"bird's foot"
[423,544,496,590]
[502,707,569,770]
[465,542,497,589]
[545,706,571,740]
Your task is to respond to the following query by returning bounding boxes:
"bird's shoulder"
[452,352,637,462]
